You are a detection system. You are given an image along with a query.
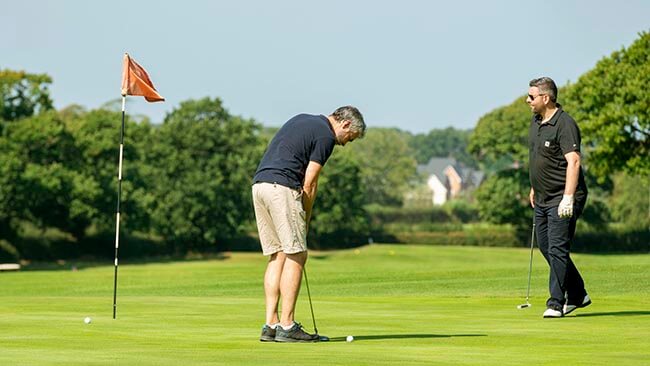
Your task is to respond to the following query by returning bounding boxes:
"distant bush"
[391,228,519,247]
[443,200,480,223]
[366,204,451,225]
[574,226,650,253]
[0,239,19,262]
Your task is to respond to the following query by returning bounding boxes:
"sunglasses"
[528,93,545,101]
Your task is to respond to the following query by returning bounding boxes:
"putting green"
[1,244,648,365]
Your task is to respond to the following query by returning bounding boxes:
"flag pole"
[113,95,126,319]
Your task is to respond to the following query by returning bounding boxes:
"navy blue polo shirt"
[528,106,588,208]
[253,114,336,189]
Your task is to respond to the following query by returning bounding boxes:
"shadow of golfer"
[326,333,486,342]
[573,311,650,318]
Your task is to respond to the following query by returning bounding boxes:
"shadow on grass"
[326,333,486,342]
[310,254,330,260]
[574,311,650,318]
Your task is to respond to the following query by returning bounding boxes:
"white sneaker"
[543,308,563,318]
[563,294,591,315]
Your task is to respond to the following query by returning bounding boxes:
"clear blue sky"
[2,0,648,133]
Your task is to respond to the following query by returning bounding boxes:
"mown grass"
[0,244,648,365]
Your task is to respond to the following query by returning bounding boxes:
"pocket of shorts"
[291,188,303,201]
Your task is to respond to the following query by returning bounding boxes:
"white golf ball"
[84,317,92,324]
[346,335,354,342]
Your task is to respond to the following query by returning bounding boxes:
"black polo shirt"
[528,105,588,208]
[253,114,336,189]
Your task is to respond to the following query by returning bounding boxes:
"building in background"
[416,157,484,206]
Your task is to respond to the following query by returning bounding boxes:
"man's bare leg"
[264,252,286,325]
[279,251,308,327]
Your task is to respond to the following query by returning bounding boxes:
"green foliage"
[0,239,19,262]
[0,150,23,239]
[366,204,453,225]
[608,172,650,229]
[143,97,263,252]
[0,111,97,239]
[0,69,53,121]
[411,127,477,167]
[474,168,531,228]
[468,96,531,170]
[346,128,417,206]
[309,149,370,248]
[442,199,480,223]
[574,226,650,253]
[64,108,155,234]
[563,31,650,179]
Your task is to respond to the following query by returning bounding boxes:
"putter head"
[517,303,531,309]
[318,334,330,342]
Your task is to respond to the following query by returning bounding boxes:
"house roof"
[417,157,456,183]
[417,157,484,186]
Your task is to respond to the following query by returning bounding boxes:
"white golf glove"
[558,194,574,218]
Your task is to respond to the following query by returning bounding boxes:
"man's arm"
[302,161,323,228]
[564,151,581,196]
[529,187,535,208]
[558,151,581,218]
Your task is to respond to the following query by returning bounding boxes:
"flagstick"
[113,95,126,319]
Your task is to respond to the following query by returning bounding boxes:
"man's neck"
[541,105,559,123]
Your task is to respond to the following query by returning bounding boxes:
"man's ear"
[341,119,351,129]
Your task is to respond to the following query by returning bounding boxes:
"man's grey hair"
[331,105,366,138]
[529,77,558,103]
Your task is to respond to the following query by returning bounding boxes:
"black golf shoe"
[259,325,277,342]
[275,322,319,343]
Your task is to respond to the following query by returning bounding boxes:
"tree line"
[2,31,648,261]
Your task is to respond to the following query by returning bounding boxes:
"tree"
[346,128,417,206]
[0,70,53,122]
[474,168,531,229]
[0,111,98,239]
[411,127,477,167]
[468,97,531,171]
[563,31,650,179]
[608,172,650,229]
[308,149,369,248]
[143,97,264,251]
[63,107,155,234]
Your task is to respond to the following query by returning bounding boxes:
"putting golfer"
[252,106,366,342]
[527,77,591,318]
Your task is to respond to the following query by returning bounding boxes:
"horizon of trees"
[2,31,648,261]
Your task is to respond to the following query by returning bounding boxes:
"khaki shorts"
[252,182,307,255]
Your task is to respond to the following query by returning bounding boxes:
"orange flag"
[121,53,165,102]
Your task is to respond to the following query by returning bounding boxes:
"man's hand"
[529,188,535,208]
[558,194,574,218]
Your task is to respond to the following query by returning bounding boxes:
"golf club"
[302,267,329,341]
[517,221,536,309]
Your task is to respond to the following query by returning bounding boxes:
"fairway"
[1,244,648,365]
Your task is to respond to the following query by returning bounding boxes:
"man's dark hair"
[529,77,558,103]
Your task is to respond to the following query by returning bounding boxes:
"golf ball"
[84,317,92,324]
[346,335,354,342]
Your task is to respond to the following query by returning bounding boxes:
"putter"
[517,222,536,309]
[302,267,329,341]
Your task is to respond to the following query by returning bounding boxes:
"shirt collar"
[535,104,563,126]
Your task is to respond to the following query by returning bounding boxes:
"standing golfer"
[252,106,366,342]
[527,77,590,318]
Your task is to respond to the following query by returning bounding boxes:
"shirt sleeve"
[309,137,335,166]
[558,117,581,154]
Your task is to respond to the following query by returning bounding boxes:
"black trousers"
[534,204,587,309]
